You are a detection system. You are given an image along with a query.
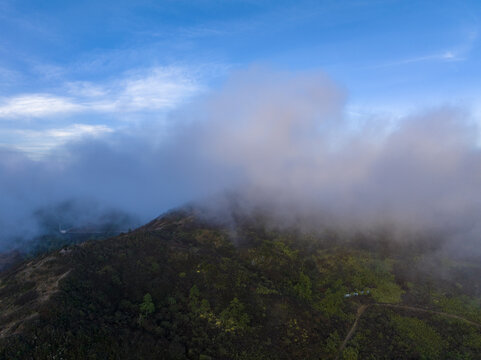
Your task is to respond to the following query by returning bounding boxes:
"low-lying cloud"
[1,67,480,256]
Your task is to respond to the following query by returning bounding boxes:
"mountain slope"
[1,209,481,359]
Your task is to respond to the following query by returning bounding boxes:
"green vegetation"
[370,279,404,304]
[391,315,443,358]
[435,294,481,323]
[342,346,359,360]
[139,293,155,318]
[0,209,480,359]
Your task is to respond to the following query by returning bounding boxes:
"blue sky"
[0,0,480,156]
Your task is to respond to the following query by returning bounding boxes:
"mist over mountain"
[3,1,481,358]
[1,68,481,256]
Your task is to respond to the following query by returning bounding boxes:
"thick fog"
[1,68,480,254]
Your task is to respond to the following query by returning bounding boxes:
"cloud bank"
[1,68,481,256]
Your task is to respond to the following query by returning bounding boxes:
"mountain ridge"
[1,208,481,359]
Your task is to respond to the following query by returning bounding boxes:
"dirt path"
[375,304,481,328]
[336,304,369,359]
[336,303,481,358]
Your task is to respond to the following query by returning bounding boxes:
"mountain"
[1,209,481,359]
[0,201,138,273]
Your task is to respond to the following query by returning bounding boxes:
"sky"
[0,0,480,155]
[1,0,481,252]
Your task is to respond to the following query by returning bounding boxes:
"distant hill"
[0,201,138,273]
[1,209,481,359]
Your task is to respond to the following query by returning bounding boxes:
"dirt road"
[336,304,369,359]
[336,303,481,358]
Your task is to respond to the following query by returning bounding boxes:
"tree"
[342,346,359,360]
[294,272,312,301]
[219,298,250,333]
[140,293,155,317]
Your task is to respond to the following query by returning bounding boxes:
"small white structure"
[58,224,70,234]
[344,289,371,298]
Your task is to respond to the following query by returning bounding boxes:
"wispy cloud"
[4,124,114,157]
[371,50,466,70]
[0,66,201,120]
[113,67,201,111]
[403,50,466,64]
[373,27,479,69]
[0,94,82,118]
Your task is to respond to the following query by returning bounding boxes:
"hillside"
[1,209,481,359]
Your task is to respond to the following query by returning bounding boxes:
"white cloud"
[8,124,113,157]
[42,123,113,138]
[0,94,82,118]
[71,66,202,113]
[0,66,202,120]
[116,67,200,111]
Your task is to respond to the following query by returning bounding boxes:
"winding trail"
[336,303,481,358]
